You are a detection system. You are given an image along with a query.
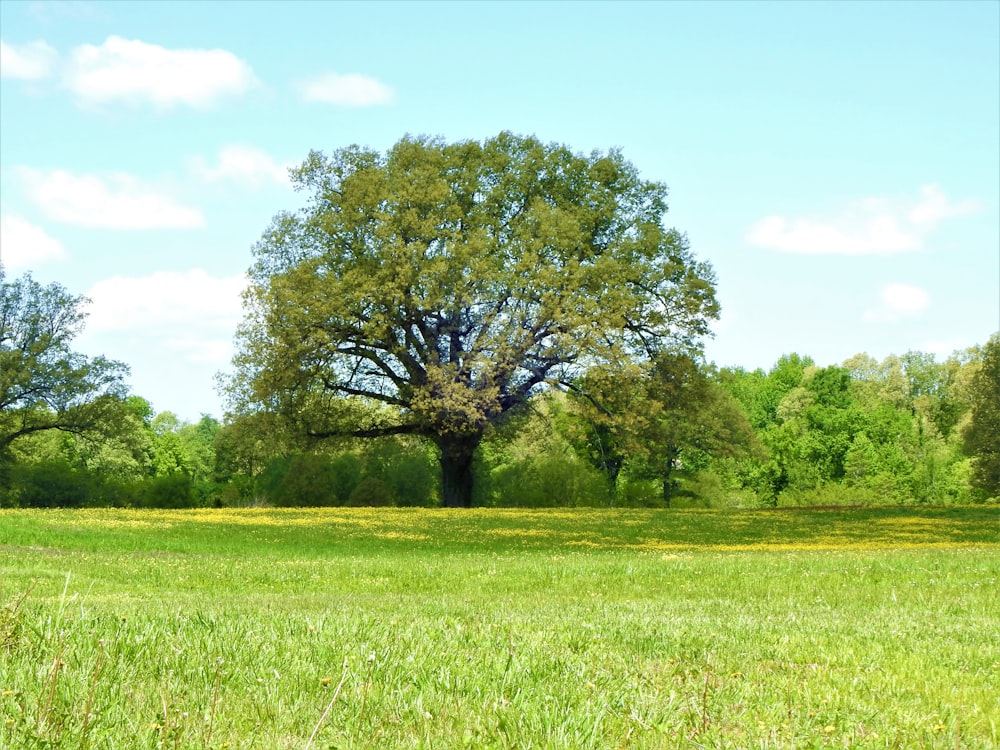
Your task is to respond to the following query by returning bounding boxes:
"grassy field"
[1,506,998,749]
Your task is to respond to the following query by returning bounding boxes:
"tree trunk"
[606,460,622,506]
[437,435,479,508]
[662,446,679,508]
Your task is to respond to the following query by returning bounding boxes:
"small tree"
[579,354,757,506]
[0,269,128,463]
[226,132,718,507]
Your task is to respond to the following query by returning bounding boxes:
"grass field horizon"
[2,506,998,748]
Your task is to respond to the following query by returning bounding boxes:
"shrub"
[8,460,92,508]
[255,453,364,507]
[276,454,338,507]
[346,476,395,506]
[386,458,436,505]
[616,476,662,508]
[485,453,609,507]
[217,475,257,507]
[140,474,198,508]
[776,483,884,508]
[255,456,290,504]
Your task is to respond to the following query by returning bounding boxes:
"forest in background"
[3,314,997,509]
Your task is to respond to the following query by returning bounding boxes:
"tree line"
[3,132,998,508]
[2,267,996,509]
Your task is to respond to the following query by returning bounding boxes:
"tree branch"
[306,423,423,440]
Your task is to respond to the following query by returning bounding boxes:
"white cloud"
[908,184,981,225]
[747,184,982,255]
[16,167,204,229]
[863,283,930,323]
[0,39,59,79]
[190,145,291,188]
[64,36,256,109]
[0,215,67,269]
[85,270,246,333]
[298,71,394,107]
[83,270,247,366]
[73,270,247,416]
[746,215,918,255]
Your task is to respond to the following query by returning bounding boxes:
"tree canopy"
[227,132,719,506]
[963,333,1000,499]
[573,354,757,505]
[0,269,128,462]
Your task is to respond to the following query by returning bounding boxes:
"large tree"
[0,269,128,463]
[228,132,718,507]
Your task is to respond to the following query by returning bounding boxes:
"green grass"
[1,506,998,749]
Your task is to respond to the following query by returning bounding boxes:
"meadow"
[1,506,998,749]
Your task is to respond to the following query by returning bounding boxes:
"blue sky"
[2,0,998,422]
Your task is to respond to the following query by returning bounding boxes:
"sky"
[1,0,998,422]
